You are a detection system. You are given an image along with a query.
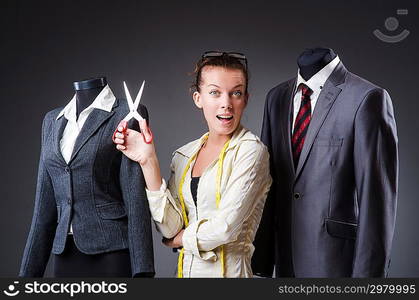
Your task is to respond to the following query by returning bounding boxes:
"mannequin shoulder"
[265,78,295,104]
[43,107,64,123]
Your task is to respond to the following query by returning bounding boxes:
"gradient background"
[1,0,418,277]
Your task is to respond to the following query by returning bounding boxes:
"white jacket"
[146,126,272,277]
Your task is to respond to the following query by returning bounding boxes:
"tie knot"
[300,84,312,97]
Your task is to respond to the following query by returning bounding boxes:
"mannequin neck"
[73,77,107,119]
[297,48,337,81]
[75,87,104,118]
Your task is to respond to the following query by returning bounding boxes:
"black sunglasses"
[202,51,248,70]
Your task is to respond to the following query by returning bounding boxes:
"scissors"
[113,80,153,144]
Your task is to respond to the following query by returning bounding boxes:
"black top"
[171,177,200,253]
[190,177,200,206]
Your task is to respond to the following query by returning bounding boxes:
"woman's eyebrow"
[207,84,244,89]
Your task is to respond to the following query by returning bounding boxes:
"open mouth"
[216,115,233,121]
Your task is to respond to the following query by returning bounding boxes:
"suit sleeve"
[19,114,57,277]
[120,104,155,277]
[251,91,277,277]
[352,88,398,277]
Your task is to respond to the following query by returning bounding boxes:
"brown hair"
[190,53,249,94]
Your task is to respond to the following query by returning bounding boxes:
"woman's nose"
[220,94,233,109]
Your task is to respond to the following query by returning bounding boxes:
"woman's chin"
[212,123,239,136]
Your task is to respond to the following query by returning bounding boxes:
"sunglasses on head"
[202,51,248,70]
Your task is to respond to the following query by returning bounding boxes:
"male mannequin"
[252,48,398,277]
[20,77,155,277]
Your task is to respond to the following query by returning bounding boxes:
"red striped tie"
[292,84,313,168]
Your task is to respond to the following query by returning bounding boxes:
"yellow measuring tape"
[177,135,230,278]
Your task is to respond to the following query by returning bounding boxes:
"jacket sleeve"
[251,91,277,277]
[145,158,184,239]
[181,141,272,260]
[19,114,57,277]
[120,104,155,277]
[352,88,398,277]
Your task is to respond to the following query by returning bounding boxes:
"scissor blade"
[123,112,134,122]
[132,111,144,122]
[123,81,135,111]
[133,80,145,110]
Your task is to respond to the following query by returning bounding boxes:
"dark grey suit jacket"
[19,99,155,277]
[252,63,398,277]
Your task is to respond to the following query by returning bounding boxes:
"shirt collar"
[56,84,116,121]
[295,55,340,96]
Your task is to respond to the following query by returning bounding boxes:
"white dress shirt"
[292,55,340,132]
[56,84,116,233]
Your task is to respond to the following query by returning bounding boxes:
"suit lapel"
[53,116,68,165]
[294,62,347,179]
[281,79,297,176]
[68,108,115,164]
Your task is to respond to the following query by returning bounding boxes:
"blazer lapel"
[281,79,297,176]
[53,116,68,165]
[68,108,115,164]
[294,62,347,179]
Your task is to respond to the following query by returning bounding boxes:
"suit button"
[294,193,300,199]
[67,199,72,204]
[65,167,70,173]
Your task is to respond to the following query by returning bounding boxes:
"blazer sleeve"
[251,90,277,277]
[352,88,398,277]
[119,104,155,277]
[19,114,57,277]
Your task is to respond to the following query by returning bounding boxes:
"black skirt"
[53,235,131,277]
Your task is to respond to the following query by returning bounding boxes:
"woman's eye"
[232,90,243,97]
[209,90,219,95]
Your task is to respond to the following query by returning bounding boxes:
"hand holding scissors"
[113,80,153,144]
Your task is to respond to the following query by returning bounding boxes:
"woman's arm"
[140,153,163,191]
[145,159,184,238]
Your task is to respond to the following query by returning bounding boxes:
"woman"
[113,51,272,277]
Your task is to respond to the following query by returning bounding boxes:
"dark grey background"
[1,0,418,277]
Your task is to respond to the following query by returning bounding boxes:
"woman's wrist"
[138,152,158,167]
[140,154,163,191]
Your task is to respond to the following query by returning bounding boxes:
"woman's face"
[193,66,248,138]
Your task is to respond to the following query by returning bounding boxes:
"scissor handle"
[142,125,153,144]
[113,120,128,143]
[113,120,153,145]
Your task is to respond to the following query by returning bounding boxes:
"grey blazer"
[252,62,398,277]
[19,99,155,277]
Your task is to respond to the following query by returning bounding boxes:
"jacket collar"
[295,55,340,102]
[56,84,116,121]
[52,86,119,165]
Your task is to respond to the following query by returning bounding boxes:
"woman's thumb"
[139,119,151,140]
